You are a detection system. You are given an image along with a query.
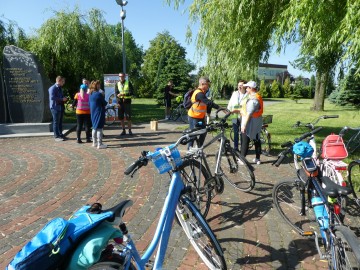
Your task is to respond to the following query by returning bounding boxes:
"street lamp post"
[116,0,128,74]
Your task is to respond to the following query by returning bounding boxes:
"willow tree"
[166,0,360,111]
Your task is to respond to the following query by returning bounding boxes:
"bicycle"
[292,115,349,186]
[169,98,188,123]
[272,130,360,269]
[340,126,360,154]
[347,160,360,207]
[229,114,272,156]
[104,103,118,126]
[102,135,227,269]
[177,108,255,217]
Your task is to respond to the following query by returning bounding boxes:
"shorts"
[118,103,131,120]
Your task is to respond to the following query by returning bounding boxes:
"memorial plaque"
[0,65,7,123]
[3,45,51,123]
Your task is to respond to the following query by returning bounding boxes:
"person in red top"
[74,84,92,143]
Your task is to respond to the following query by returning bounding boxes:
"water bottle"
[311,189,329,241]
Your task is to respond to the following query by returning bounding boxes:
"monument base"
[0,123,76,138]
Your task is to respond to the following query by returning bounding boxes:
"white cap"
[243,81,257,89]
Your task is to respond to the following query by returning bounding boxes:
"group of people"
[182,76,264,164]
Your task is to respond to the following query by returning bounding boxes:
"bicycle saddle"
[319,176,353,198]
[102,200,134,222]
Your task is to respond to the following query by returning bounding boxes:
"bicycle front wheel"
[180,107,189,123]
[169,107,179,121]
[220,150,255,192]
[272,179,316,234]
[176,198,227,270]
[178,158,212,218]
[105,108,116,126]
[348,160,360,206]
[329,225,360,269]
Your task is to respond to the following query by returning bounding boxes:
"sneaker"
[97,144,107,149]
[55,137,64,142]
[128,130,133,135]
[92,142,97,147]
[77,139,83,144]
[60,134,68,140]
[120,130,126,136]
[86,138,92,143]
[253,158,261,165]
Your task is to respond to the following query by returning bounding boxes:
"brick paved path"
[0,121,359,269]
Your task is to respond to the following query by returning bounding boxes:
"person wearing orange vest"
[115,73,134,136]
[240,81,264,164]
[74,84,92,143]
[188,76,221,148]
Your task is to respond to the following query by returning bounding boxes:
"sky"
[1,0,313,78]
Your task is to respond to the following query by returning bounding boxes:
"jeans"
[241,132,261,159]
[76,114,91,140]
[232,119,241,150]
[188,116,206,148]
[51,108,63,138]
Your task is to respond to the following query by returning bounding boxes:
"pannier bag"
[7,203,113,270]
[321,134,348,160]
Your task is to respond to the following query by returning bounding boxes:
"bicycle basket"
[148,145,183,174]
[262,115,273,124]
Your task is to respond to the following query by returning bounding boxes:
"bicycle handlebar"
[339,126,360,136]
[272,127,322,167]
[293,115,339,130]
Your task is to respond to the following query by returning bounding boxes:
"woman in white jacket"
[227,80,248,151]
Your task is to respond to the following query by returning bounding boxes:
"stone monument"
[2,45,51,123]
[0,65,7,123]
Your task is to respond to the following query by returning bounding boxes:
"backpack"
[183,89,195,109]
[7,203,113,270]
[321,134,348,160]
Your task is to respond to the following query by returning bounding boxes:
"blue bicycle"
[89,134,227,269]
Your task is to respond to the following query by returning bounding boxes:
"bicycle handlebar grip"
[124,158,146,175]
[311,126,323,135]
[280,141,293,148]
[324,115,339,119]
[273,152,287,167]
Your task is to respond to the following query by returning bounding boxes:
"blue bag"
[292,141,314,159]
[7,204,113,270]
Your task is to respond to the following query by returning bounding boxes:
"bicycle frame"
[121,170,186,269]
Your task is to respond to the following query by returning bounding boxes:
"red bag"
[321,134,348,160]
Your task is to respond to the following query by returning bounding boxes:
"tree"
[329,68,360,108]
[258,80,266,97]
[166,0,360,111]
[140,31,195,101]
[271,80,281,98]
[283,77,292,98]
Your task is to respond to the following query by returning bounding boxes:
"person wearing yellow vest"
[74,84,91,144]
[240,81,264,165]
[115,73,135,136]
[188,76,221,148]
[227,80,248,152]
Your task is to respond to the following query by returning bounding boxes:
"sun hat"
[243,81,257,89]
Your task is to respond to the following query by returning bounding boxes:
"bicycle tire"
[229,127,235,143]
[177,158,212,218]
[88,261,136,269]
[329,225,360,269]
[272,179,317,234]
[105,108,116,126]
[220,149,255,192]
[348,160,360,206]
[346,131,360,154]
[180,106,189,123]
[260,128,271,156]
[169,106,180,121]
[176,197,227,270]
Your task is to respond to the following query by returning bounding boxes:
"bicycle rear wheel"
[180,106,189,123]
[105,108,117,126]
[329,225,360,269]
[178,158,212,218]
[220,149,255,192]
[169,106,180,121]
[348,160,360,206]
[176,197,227,270]
[346,131,360,154]
[260,128,271,156]
[272,179,316,234]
